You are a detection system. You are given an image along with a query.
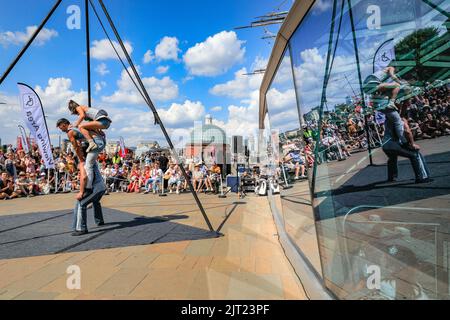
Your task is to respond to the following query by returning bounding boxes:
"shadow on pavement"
[0,208,217,260]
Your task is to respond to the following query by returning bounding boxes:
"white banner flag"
[21,136,29,153]
[18,126,29,153]
[373,39,396,72]
[17,83,55,169]
[119,136,126,157]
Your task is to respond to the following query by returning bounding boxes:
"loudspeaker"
[232,135,243,154]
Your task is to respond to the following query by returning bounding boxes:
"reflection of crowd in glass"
[280,83,449,174]
[399,86,450,140]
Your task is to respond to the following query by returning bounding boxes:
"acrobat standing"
[56,118,107,236]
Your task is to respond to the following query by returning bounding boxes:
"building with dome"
[185,115,231,174]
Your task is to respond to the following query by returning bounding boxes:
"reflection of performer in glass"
[382,109,431,183]
[284,150,306,180]
[363,63,410,110]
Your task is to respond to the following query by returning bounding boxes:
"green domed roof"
[189,123,227,144]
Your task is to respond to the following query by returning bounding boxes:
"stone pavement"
[0,191,307,300]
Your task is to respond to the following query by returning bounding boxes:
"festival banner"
[119,136,126,157]
[17,83,55,169]
[16,136,23,151]
[18,126,30,153]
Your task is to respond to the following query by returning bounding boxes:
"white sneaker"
[169,190,173,194]
[176,190,180,194]
[86,141,98,153]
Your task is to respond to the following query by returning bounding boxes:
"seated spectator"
[127,164,142,193]
[200,163,213,192]
[1,172,21,200]
[15,171,39,197]
[4,152,17,180]
[180,166,191,192]
[38,173,51,195]
[420,113,442,138]
[166,164,182,194]
[285,149,306,179]
[144,162,162,194]
[0,172,11,200]
[192,164,204,193]
[209,163,221,194]
[28,172,40,195]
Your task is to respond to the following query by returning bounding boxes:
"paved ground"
[0,192,307,300]
[311,136,450,299]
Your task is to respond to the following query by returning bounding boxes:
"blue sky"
[2,0,449,148]
[0,0,293,146]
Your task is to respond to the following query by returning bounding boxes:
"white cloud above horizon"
[143,50,154,64]
[90,39,133,60]
[0,25,58,47]
[183,31,245,77]
[101,67,178,104]
[155,36,181,61]
[156,65,169,75]
[95,63,110,76]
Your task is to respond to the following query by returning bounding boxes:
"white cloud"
[183,31,246,77]
[155,36,181,61]
[95,63,110,76]
[182,76,194,84]
[0,93,22,144]
[210,67,263,99]
[210,106,222,112]
[209,56,267,99]
[291,47,361,111]
[156,65,169,75]
[157,100,205,126]
[90,39,133,60]
[206,89,260,139]
[0,26,58,47]
[95,81,107,93]
[34,78,88,115]
[102,67,178,104]
[313,0,333,14]
[143,50,154,64]
[266,88,297,111]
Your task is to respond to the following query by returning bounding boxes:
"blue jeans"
[73,163,106,232]
[145,178,161,192]
[383,141,430,181]
[85,135,105,189]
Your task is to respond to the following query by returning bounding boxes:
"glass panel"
[289,0,450,299]
[266,49,298,216]
[265,43,323,276]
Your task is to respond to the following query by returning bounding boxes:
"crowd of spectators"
[0,145,225,200]
[100,151,223,195]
